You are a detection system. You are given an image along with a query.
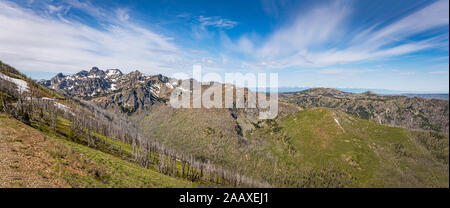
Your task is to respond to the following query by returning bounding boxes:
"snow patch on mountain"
[0,72,29,93]
[110,84,117,91]
[106,69,122,77]
[165,82,174,89]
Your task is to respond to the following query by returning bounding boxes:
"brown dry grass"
[0,113,98,188]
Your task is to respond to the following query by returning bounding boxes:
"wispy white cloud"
[220,32,255,54]
[0,0,448,91]
[63,0,105,19]
[116,8,130,22]
[198,16,238,29]
[47,5,65,14]
[390,69,416,76]
[260,0,293,18]
[429,70,449,74]
[366,0,449,44]
[308,37,438,66]
[257,1,350,59]
[0,0,190,75]
[189,15,238,41]
[235,0,449,69]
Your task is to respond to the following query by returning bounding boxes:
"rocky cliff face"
[39,67,178,113]
[280,88,449,134]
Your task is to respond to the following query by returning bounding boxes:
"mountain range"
[39,67,178,114]
[40,68,449,134]
[1,62,449,187]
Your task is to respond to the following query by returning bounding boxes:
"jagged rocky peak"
[51,72,66,81]
[88,67,105,78]
[44,72,66,86]
[123,70,141,81]
[90,66,100,72]
[38,66,180,114]
[156,74,169,82]
[75,70,89,77]
[55,72,65,78]
[129,70,142,76]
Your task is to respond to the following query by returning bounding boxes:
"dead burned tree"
[0,93,7,113]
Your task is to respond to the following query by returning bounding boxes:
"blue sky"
[0,0,448,92]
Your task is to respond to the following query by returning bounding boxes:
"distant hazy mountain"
[401,94,449,101]
[278,87,449,100]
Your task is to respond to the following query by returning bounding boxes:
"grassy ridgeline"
[139,107,449,187]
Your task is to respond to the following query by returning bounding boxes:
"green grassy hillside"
[0,113,195,188]
[273,108,448,187]
[139,107,448,187]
